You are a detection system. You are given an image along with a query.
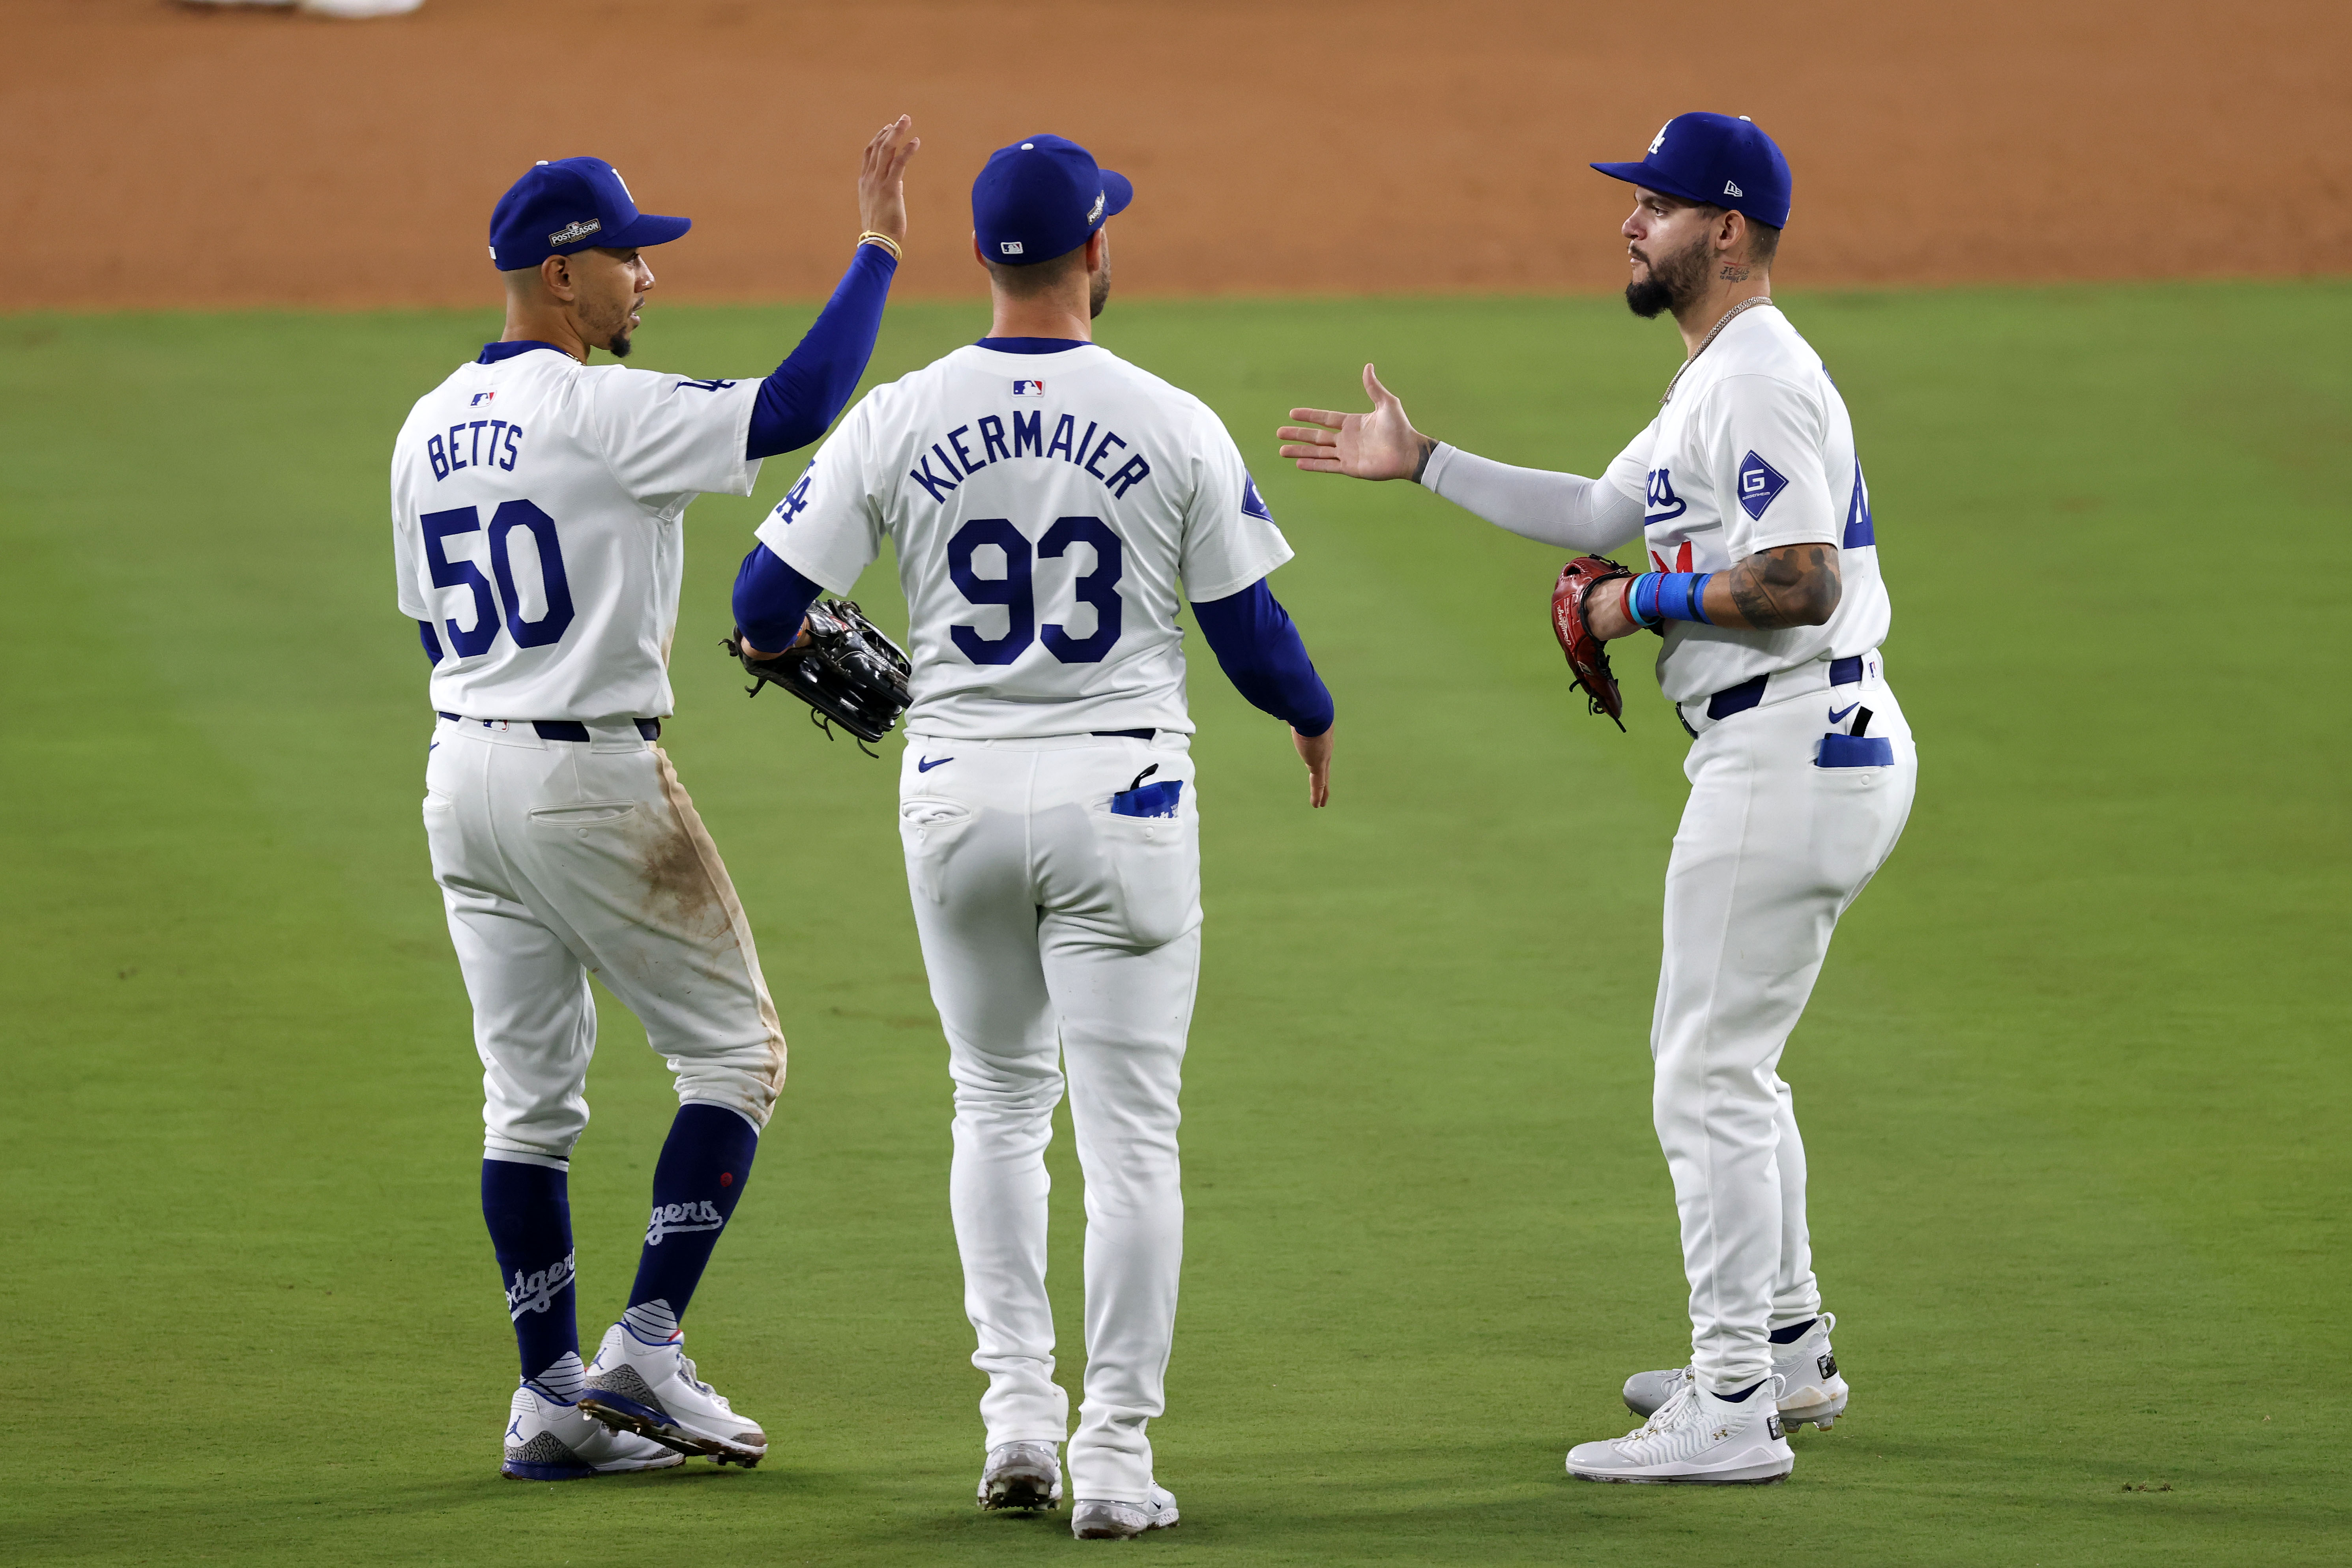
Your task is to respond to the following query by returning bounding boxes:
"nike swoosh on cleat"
[917,756,954,773]
[1828,703,1859,724]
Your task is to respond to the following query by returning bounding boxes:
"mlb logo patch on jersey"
[470,391,496,407]
[1736,451,1788,520]
[1241,472,1274,522]
[1011,379,1046,397]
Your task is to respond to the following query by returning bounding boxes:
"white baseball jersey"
[391,344,764,720]
[1600,307,1890,704]
[756,342,1292,739]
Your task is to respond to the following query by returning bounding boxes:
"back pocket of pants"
[900,798,975,903]
[1088,801,1201,949]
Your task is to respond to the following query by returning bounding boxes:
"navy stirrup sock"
[1768,1317,1818,1345]
[622,1104,760,1342]
[1716,1378,1768,1403]
[481,1159,581,1399]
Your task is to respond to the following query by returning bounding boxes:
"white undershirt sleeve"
[1418,442,1645,553]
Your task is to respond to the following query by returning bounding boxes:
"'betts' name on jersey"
[1601,308,1891,704]
[760,342,1291,740]
[390,346,764,721]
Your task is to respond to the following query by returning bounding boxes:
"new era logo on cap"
[1723,181,1743,197]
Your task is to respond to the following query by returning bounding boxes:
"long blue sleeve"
[733,543,826,652]
[1191,578,1334,737]
[745,244,898,460]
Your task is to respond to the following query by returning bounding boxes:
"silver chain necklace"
[1660,295,1778,406]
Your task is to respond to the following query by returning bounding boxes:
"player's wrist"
[1410,434,1438,484]
[855,231,903,261]
[1629,571,1714,627]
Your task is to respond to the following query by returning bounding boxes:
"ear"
[1718,210,1746,256]
[539,253,576,302]
[971,231,989,268]
[1085,228,1108,270]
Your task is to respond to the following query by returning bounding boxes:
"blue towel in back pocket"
[1817,732,1895,769]
[1110,780,1184,818]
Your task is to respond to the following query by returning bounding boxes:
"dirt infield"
[8,0,2347,310]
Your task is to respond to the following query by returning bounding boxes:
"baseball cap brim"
[1100,171,1134,221]
[602,212,692,249]
[1589,161,1716,210]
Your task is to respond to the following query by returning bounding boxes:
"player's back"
[391,344,762,722]
[762,342,1290,740]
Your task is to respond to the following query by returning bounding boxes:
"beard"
[1624,234,1710,320]
[1088,256,1111,320]
[605,329,633,359]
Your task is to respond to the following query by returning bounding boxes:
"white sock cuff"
[525,1351,586,1403]
[622,1300,681,1344]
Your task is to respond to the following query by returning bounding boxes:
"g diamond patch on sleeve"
[1736,451,1788,520]
[1241,472,1274,521]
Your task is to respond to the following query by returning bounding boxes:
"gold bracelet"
[855,231,902,260]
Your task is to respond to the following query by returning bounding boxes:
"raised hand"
[1276,363,1432,481]
[857,115,921,248]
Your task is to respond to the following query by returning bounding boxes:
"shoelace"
[673,1351,728,1409]
[1621,1372,1699,1445]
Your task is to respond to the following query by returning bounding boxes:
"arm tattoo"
[1411,433,1437,483]
[1727,544,1838,628]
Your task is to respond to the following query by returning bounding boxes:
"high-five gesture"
[1277,363,1433,481]
[857,115,922,249]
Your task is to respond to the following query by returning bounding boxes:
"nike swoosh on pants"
[1828,703,1858,724]
[918,756,953,772]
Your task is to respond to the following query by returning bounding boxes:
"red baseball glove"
[1550,554,1633,732]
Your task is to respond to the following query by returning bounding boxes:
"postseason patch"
[1736,451,1788,520]
[547,218,603,246]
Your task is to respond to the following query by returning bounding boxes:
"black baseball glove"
[723,599,912,754]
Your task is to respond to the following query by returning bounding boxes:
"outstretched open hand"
[857,115,922,247]
[1276,364,1430,481]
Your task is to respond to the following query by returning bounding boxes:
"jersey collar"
[477,340,573,364]
[973,336,1092,355]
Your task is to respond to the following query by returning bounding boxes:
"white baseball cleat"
[298,0,425,14]
[977,1440,1065,1511]
[1568,1373,1794,1484]
[578,1322,767,1467]
[1622,1312,1849,1430]
[500,1383,684,1481]
[1070,1484,1179,1539]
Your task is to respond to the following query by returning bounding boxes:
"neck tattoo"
[1661,295,1778,407]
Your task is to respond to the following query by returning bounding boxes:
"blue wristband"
[1627,572,1660,627]
[1637,571,1715,626]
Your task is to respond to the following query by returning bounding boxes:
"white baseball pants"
[1655,665,1915,1392]
[898,731,1202,1505]
[422,716,786,1166]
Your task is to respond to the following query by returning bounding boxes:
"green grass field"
[3,283,2346,1566]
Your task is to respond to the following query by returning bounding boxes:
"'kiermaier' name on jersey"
[1601,307,1891,704]
[391,346,764,720]
[759,342,1292,739]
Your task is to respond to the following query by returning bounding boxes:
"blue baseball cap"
[972,135,1132,266]
[487,157,690,272]
[1592,113,1793,230]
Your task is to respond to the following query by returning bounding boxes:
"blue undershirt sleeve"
[419,619,444,664]
[745,244,898,460]
[1190,578,1334,737]
[732,543,826,653]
